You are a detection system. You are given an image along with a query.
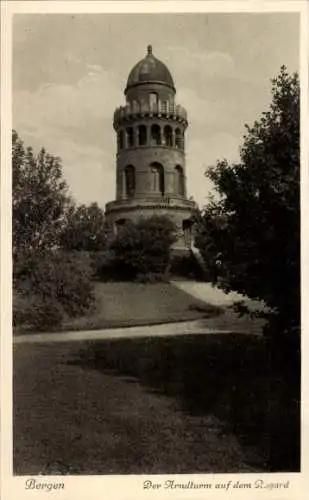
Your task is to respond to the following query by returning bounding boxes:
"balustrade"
[114,100,187,123]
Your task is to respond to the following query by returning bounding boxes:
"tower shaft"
[105,46,197,247]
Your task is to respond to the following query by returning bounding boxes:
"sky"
[13,13,299,209]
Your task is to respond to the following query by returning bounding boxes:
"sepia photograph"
[1,1,307,497]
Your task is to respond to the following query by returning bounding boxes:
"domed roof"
[125,45,175,92]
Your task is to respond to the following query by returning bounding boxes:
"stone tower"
[105,45,197,247]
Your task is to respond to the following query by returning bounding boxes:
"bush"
[86,250,120,281]
[14,250,95,331]
[13,291,65,331]
[169,254,206,280]
[135,272,170,284]
[110,216,176,280]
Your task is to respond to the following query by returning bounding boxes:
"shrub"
[169,254,206,281]
[13,291,65,331]
[14,250,95,331]
[110,215,176,280]
[135,272,170,284]
[87,250,120,281]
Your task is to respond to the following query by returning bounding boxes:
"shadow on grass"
[69,333,300,472]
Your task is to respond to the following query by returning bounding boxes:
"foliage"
[195,67,300,337]
[13,250,95,331]
[169,253,206,281]
[93,250,128,282]
[13,291,65,330]
[60,202,107,251]
[110,215,177,280]
[12,130,71,271]
[12,131,96,331]
[135,272,170,284]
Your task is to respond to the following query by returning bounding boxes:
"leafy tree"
[60,202,107,251]
[12,130,70,274]
[12,131,96,330]
[110,215,177,280]
[195,66,300,338]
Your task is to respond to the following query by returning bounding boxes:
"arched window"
[138,125,147,146]
[116,218,128,227]
[150,162,165,195]
[150,124,161,146]
[175,128,182,149]
[124,165,135,198]
[115,218,129,235]
[164,125,173,147]
[149,93,158,111]
[118,130,124,150]
[126,127,134,148]
[175,165,185,196]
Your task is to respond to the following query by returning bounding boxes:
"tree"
[59,202,107,251]
[12,131,96,331]
[110,215,177,280]
[12,130,71,274]
[195,66,300,337]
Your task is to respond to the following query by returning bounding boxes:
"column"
[122,170,126,199]
[159,125,163,146]
[172,128,176,148]
[146,124,151,146]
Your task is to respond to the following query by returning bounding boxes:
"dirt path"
[14,320,232,344]
[171,281,263,309]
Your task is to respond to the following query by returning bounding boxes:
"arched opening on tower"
[126,127,134,148]
[118,130,124,150]
[150,124,161,146]
[175,128,183,149]
[124,165,136,198]
[138,125,147,146]
[150,162,165,195]
[164,125,173,147]
[115,218,129,235]
[175,165,185,196]
[149,92,158,111]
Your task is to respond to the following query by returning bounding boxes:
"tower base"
[105,196,197,248]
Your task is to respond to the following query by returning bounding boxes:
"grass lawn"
[13,333,300,475]
[62,281,222,332]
